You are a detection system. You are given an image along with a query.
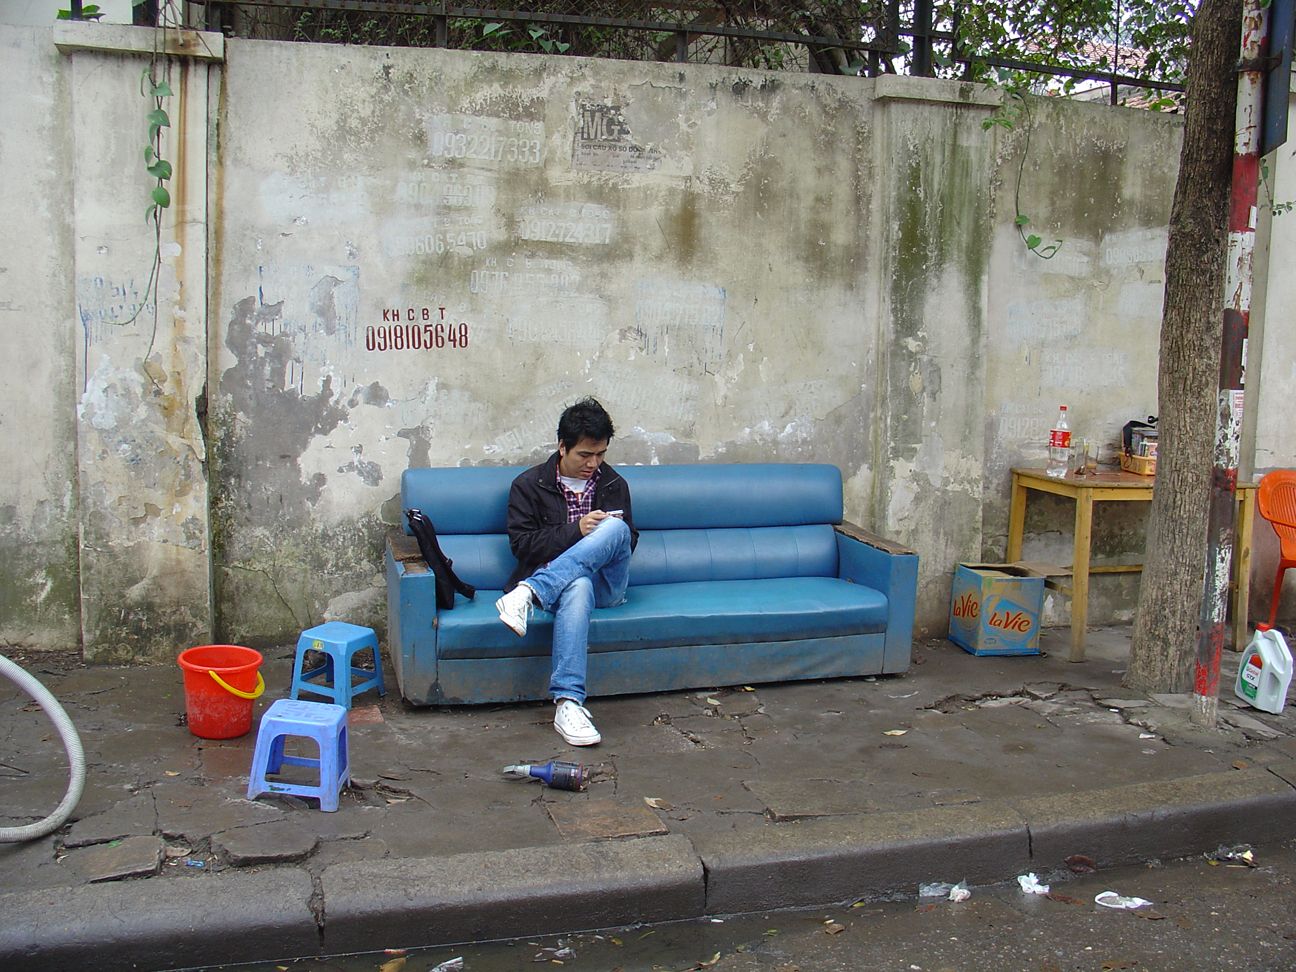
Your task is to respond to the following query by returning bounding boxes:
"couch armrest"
[386,536,438,701]
[388,529,426,568]
[835,524,918,673]
[835,520,918,557]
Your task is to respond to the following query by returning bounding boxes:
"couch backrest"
[626,524,838,586]
[402,463,843,532]
[402,463,844,591]
[402,466,525,535]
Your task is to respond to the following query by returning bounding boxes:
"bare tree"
[1125,0,1242,693]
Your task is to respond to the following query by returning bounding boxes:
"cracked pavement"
[2,625,1295,960]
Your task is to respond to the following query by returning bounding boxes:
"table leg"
[1007,472,1026,562]
[1232,489,1256,651]
[1069,488,1094,663]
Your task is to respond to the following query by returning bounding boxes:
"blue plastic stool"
[246,699,350,812]
[290,621,385,709]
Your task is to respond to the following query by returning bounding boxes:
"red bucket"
[177,645,265,739]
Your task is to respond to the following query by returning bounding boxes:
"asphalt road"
[211,840,1296,972]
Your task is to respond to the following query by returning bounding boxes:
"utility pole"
[1194,0,1269,728]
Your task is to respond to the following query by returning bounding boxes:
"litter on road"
[1017,873,1050,894]
[1094,891,1153,909]
[919,879,971,901]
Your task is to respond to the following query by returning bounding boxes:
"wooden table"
[1006,467,1256,662]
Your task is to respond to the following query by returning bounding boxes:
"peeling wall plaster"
[16,24,1273,659]
[210,42,880,645]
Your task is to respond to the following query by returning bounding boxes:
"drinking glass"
[1070,437,1089,477]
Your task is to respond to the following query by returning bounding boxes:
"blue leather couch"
[385,463,919,705]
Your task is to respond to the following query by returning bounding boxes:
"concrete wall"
[866,78,996,627]
[52,25,218,662]
[982,96,1182,623]
[209,41,884,645]
[204,43,1184,646]
[0,27,78,650]
[5,22,1291,662]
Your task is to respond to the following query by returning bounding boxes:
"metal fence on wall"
[171,0,1184,100]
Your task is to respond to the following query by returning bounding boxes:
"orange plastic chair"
[1257,470,1296,626]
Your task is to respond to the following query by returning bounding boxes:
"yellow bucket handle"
[208,669,265,700]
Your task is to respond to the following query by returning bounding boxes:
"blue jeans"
[520,516,631,705]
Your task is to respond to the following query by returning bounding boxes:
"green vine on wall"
[109,60,171,336]
[58,3,175,334]
[983,87,1063,260]
[132,39,175,381]
[143,69,174,220]
[57,0,185,397]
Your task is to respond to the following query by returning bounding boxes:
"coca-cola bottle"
[1046,406,1071,478]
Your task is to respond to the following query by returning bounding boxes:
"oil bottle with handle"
[1234,623,1293,714]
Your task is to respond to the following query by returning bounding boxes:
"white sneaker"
[496,583,534,636]
[554,699,601,746]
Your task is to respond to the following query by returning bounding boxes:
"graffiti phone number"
[516,217,612,245]
[385,231,488,258]
[366,320,469,352]
[430,131,543,165]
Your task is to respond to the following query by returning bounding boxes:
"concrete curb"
[0,868,317,972]
[1012,766,1296,869]
[320,834,706,955]
[2,768,1295,971]
[694,802,1031,914]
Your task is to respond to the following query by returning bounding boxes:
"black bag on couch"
[405,508,476,610]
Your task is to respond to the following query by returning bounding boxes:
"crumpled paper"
[1017,872,1050,895]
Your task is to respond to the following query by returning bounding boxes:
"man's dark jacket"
[504,453,639,591]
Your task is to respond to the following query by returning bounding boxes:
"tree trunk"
[1125,0,1242,693]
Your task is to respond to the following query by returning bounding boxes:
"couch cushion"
[439,534,516,591]
[435,576,888,659]
[439,524,839,591]
[628,525,837,585]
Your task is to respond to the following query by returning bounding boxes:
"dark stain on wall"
[339,446,384,487]
[669,193,700,266]
[350,381,390,408]
[0,502,80,648]
[398,424,434,468]
[216,296,347,529]
[310,275,347,335]
[210,296,355,642]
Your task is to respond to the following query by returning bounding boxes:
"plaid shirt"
[558,460,602,523]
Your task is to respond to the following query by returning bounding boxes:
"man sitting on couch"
[494,398,639,746]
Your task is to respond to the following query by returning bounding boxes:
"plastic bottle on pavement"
[502,759,588,791]
[1046,406,1071,478]
[1234,624,1293,714]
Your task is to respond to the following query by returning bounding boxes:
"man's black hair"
[557,397,615,451]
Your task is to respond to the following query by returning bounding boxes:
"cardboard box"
[949,562,1066,656]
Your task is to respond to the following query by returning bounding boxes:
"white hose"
[0,653,86,842]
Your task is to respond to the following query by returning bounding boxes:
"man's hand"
[578,510,615,536]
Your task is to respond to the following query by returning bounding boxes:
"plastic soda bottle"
[1046,406,1071,478]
